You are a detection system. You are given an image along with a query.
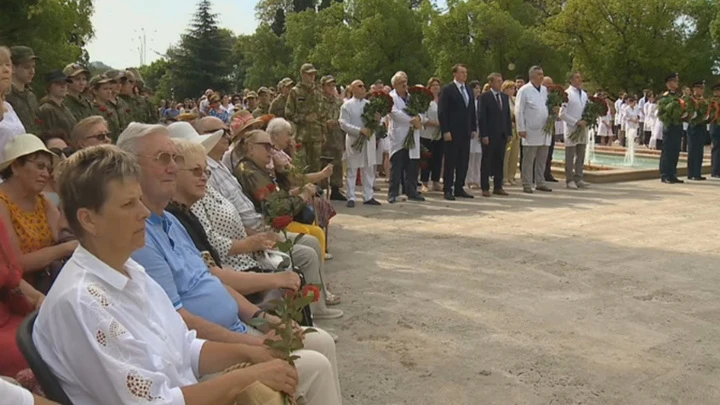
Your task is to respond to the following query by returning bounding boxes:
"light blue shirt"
[132,211,248,333]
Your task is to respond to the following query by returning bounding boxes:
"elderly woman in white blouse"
[34,145,298,405]
[0,47,25,162]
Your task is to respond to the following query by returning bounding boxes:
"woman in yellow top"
[0,134,76,291]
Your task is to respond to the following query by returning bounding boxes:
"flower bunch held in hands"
[403,85,433,150]
[658,92,689,126]
[543,85,568,134]
[358,91,393,146]
[690,97,709,125]
[255,183,304,267]
[568,96,608,142]
[708,97,720,124]
[249,285,319,405]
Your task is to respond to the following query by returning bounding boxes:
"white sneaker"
[566,181,578,189]
[324,252,333,261]
[576,180,590,188]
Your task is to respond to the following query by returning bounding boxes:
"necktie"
[577,87,583,100]
[495,92,502,111]
[460,84,468,106]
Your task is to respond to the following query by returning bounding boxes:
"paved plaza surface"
[318,179,720,405]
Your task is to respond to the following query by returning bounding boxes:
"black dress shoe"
[712,174,720,178]
[346,200,356,208]
[455,190,474,198]
[363,198,381,205]
[661,178,671,183]
[545,176,559,182]
[408,195,426,202]
[670,177,684,183]
[444,192,456,201]
[330,187,348,201]
[697,176,707,180]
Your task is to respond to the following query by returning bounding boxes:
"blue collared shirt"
[132,211,248,333]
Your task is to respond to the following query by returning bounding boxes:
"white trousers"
[248,327,342,405]
[346,166,375,202]
[466,152,482,185]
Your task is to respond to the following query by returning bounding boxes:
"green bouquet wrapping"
[657,93,690,126]
[352,91,393,152]
[690,97,709,125]
[543,85,568,135]
[403,85,433,150]
[568,96,608,142]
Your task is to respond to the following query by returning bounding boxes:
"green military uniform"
[89,74,122,142]
[285,63,324,173]
[126,67,157,123]
[319,75,344,188]
[62,63,93,121]
[269,78,293,118]
[37,69,78,135]
[7,46,40,134]
[104,70,131,131]
[252,87,270,117]
[659,72,683,183]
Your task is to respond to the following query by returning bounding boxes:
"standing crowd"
[0,42,718,404]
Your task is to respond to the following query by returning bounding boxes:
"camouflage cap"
[246,91,258,99]
[126,67,145,86]
[278,77,294,88]
[123,70,136,81]
[104,69,126,81]
[89,74,113,87]
[257,86,270,95]
[63,63,90,78]
[10,46,40,65]
[300,63,317,74]
[320,75,336,85]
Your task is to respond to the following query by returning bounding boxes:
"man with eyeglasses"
[70,115,112,150]
[63,63,93,121]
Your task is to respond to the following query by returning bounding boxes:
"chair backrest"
[16,311,74,405]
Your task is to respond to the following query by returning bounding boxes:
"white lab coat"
[614,99,624,126]
[515,83,551,146]
[340,97,377,169]
[644,102,657,133]
[560,86,588,146]
[388,89,421,159]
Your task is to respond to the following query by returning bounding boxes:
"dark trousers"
[443,138,470,193]
[681,130,688,152]
[687,124,706,178]
[660,124,682,180]
[420,138,444,183]
[481,137,507,191]
[389,149,419,198]
[544,133,555,179]
[643,131,652,146]
[711,125,720,176]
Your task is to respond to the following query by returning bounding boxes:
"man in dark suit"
[478,72,512,196]
[438,64,477,201]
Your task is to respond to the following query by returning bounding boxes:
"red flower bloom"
[271,215,293,230]
[99,106,108,112]
[255,187,271,202]
[35,118,43,126]
[295,143,302,151]
[301,285,321,303]
[266,183,277,193]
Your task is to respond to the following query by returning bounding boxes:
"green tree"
[293,0,315,12]
[166,0,234,99]
[0,0,94,95]
[235,26,294,89]
[271,8,287,36]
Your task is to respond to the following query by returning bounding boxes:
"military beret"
[246,91,258,99]
[665,72,679,82]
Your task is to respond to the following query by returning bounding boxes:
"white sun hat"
[167,121,223,153]
[0,134,59,172]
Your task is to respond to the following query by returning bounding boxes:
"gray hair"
[57,145,141,238]
[0,47,11,98]
[529,65,543,77]
[117,122,168,155]
[391,71,408,87]
[266,117,292,139]
[171,138,206,163]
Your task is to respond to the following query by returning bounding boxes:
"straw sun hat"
[0,134,59,172]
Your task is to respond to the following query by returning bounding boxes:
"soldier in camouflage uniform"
[126,67,157,123]
[89,74,121,142]
[117,70,141,123]
[252,87,271,117]
[37,70,77,135]
[269,77,293,118]
[104,70,131,132]
[6,46,40,134]
[245,91,258,113]
[285,63,324,174]
[63,63,93,121]
[319,75,347,200]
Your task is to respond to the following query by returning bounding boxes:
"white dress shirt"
[33,246,206,405]
[0,102,25,162]
[560,86,588,146]
[340,97,377,169]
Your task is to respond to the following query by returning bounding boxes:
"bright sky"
[86,0,260,68]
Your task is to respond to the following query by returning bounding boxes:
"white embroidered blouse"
[33,246,206,405]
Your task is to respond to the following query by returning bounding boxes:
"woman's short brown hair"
[427,77,442,88]
[57,145,141,237]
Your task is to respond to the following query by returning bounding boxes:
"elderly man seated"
[33,145,300,405]
[117,124,343,404]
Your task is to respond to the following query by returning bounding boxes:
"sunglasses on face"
[49,147,74,157]
[181,167,211,178]
[85,132,111,142]
[150,152,185,166]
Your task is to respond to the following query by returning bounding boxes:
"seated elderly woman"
[34,144,298,405]
[37,131,72,206]
[69,115,111,151]
[0,134,77,292]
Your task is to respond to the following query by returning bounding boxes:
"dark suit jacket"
[478,90,512,141]
[438,82,477,141]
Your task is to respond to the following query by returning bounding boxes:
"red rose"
[266,183,277,193]
[301,285,321,303]
[99,106,107,112]
[270,215,293,230]
[295,143,302,151]
[255,187,270,202]
[35,118,43,126]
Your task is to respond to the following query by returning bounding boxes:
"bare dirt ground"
[318,178,720,405]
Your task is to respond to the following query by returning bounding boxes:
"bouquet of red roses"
[568,95,609,142]
[353,91,393,151]
[658,92,690,126]
[403,85,433,150]
[543,85,568,134]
